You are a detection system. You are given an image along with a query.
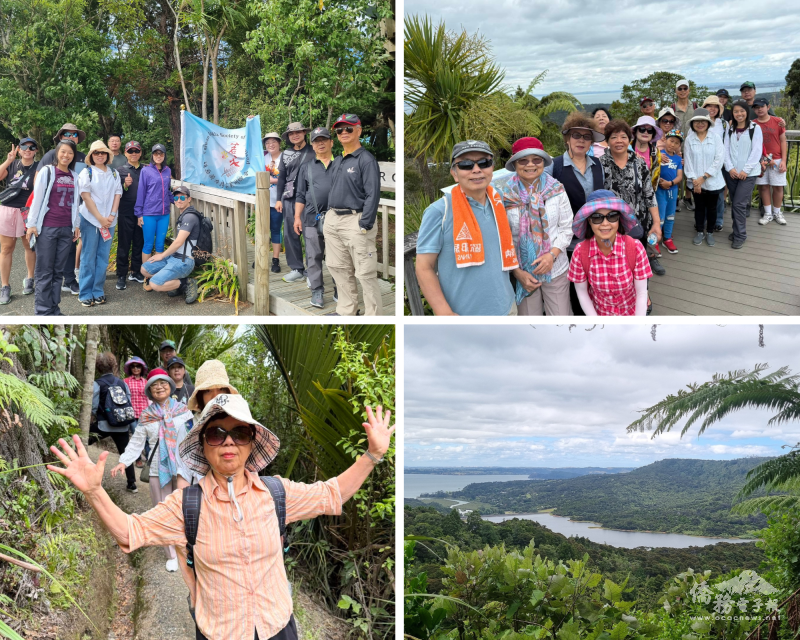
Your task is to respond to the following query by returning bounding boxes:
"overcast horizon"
[404,0,800,97]
[405,325,799,468]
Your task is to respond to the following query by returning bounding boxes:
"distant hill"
[446,458,774,538]
[405,466,634,478]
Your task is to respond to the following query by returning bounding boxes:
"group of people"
[0,123,204,315]
[61,340,394,640]
[264,115,384,315]
[415,79,789,316]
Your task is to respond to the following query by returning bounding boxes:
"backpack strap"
[578,239,590,275]
[261,476,287,544]
[179,209,203,261]
[623,235,638,273]
[182,484,203,575]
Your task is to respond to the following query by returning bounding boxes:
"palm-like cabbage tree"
[627,363,800,513]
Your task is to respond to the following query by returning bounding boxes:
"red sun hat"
[640,96,654,106]
[505,137,552,171]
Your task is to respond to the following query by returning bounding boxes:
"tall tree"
[610,71,710,125]
[79,325,100,438]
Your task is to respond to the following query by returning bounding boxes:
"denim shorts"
[144,255,195,286]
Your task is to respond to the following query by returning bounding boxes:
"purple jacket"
[134,163,173,217]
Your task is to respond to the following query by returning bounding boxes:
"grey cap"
[151,143,167,154]
[173,185,191,197]
[451,140,493,163]
[262,131,281,143]
[309,126,331,142]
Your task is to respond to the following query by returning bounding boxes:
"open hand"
[47,435,108,495]
[362,405,394,458]
[110,462,127,478]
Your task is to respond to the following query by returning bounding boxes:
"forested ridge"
[406,467,633,478]
[427,458,772,537]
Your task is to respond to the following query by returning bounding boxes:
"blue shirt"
[416,193,515,315]
[658,152,683,191]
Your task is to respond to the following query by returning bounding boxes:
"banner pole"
[255,171,270,315]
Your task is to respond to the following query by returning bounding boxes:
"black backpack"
[182,475,287,577]
[97,376,136,427]
[180,208,214,267]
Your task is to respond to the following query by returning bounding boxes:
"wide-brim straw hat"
[52,123,87,145]
[702,95,723,114]
[186,359,239,412]
[281,122,310,143]
[632,116,663,142]
[178,394,280,475]
[572,189,639,239]
[87,140,113,166]
[688,107,714,128]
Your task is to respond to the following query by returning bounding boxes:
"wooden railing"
[169,172,395,314]
[784,130,800,213]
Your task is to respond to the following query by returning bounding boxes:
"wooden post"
[381,203,389,279]
[233,199,249,303]
[255,171,270,315]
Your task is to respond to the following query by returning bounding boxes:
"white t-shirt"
[77,165,123,227]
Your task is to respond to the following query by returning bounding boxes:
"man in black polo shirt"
[324,114,382,316]
[115,141,145,290]
[295,126,336,309]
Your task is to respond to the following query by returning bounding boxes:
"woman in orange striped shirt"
[47,394,394,640]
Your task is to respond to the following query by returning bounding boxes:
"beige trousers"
[149,475,178,560]
[517,271,572,316]
[323,210,383,316]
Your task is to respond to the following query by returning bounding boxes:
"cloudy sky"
[404,0,800,97]
[405,324,800,468]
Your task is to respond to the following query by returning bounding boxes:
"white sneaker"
[774,211,787,225]
[758,213,773,226]
[166,558,179,572]
[283,269,304,283]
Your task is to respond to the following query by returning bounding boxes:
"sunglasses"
[516,156,544,167]
[454,157,493,171]
[127,149,141,154]
[659,118,676,125]
[62,132,79,138]
[570,131,594,141]
[677,87,689,91]
[92,150,108,155]
[589,212,621,225]
[174,195,188,201]
[203,425,255,446]
[19,144,37,151]
[638,128,656,135]
[334,126,356,134]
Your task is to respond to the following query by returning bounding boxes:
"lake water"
[483,513,755,549]
[405,474,530,499]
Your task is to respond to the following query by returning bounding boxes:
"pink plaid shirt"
[124,376,150,418]
[568,236,652,316]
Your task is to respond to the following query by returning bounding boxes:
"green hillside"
[440,458,772,537]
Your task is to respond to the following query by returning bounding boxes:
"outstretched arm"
[47,435,130,545]
[337,406,395,502]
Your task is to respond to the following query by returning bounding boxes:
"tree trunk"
[53,324,66,372]
[211,26,225,125]
[79,325,100,438]
[416,156,435,202]
[169,97,183,179]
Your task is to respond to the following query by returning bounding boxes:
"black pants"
[281,198,305,272]
[196,615,297,640]
[106,430,136,485]
[116,211,144,277]
[33,226,73,315]
[59,238,78,287]
[693,188,722,233]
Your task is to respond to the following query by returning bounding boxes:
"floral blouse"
[599,149,657,231]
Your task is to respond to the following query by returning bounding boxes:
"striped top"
[122,470,342,640]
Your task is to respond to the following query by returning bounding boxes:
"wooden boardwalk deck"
[649,206,800,316]
[245,249,395,315]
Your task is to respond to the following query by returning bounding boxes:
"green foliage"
[195,256,241,313]
[784,59,800,115]
[756,508,800,591]
[610,72,710,125]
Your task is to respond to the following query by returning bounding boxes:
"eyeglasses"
[659,118,676,125]
[638,128,656,135]
[516,156,544,167]
[127,149,141,154]
[334,126,355,135]
[589,212,621,225]
[454,158,493,171]
[62,132,79,138]
[203,425,255,446]
[569,131,594,141]
[174,195,188,201]
[19,144,37,151]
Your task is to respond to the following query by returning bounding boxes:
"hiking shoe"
[94,296,106,305]
[61,282,72,292]
[647,301,653,316]
[130,272,145,283]
[663,238,678,254]
[310,288,324,308]
[271,258,280,273]
[167,278,186,297]
[143,279,153,291]
[80,298,93,307]
[184,277,199,304]
[729,233,735,241]
[22,277,34,295]
[759,213,773,225]
[774,211,787,225]
[126,482,138,493]
[333,286,338,303]
[649,258,665,276]
[0,285,9,305]
[116,276,127,290]
[714,224,723,232]
[706,233,715,247]
[732,238,745,249]
[692,232,704,245]
[283,269,304,283]
[68,282,80,295]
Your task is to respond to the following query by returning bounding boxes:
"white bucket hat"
[178,394,280,475]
